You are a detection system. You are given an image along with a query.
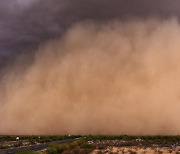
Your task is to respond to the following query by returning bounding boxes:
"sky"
[1,0,180,67]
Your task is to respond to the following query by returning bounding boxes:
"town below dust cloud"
[1,18,180,135]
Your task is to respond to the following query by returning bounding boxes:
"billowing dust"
[1,18,180,135]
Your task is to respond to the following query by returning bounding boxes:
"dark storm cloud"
[1,0,180,67]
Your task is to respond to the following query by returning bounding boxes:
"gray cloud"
[1,0,180,61]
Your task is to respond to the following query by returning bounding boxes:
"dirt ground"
[90,140,180,154]
[91,146,180,154]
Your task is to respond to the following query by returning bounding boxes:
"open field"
[1,136,180,153]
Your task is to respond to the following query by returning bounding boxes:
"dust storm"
[0,19,180,135]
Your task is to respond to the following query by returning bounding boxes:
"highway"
[0,138,77,154]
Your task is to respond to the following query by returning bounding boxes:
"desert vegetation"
[47,139,95,154]
[46,136,180,154]
[1,135,180,153]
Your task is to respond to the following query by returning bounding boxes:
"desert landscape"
[1,1,180,154]
[1,136,180,154]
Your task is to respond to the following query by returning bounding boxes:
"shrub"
[81,142,95,149]
[47,143,70,154]
[47,139,95,154]
[47,147,58,154]
[58,144,70,152]
[47,144,60,154]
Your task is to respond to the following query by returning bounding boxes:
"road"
[0,138,77,154]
